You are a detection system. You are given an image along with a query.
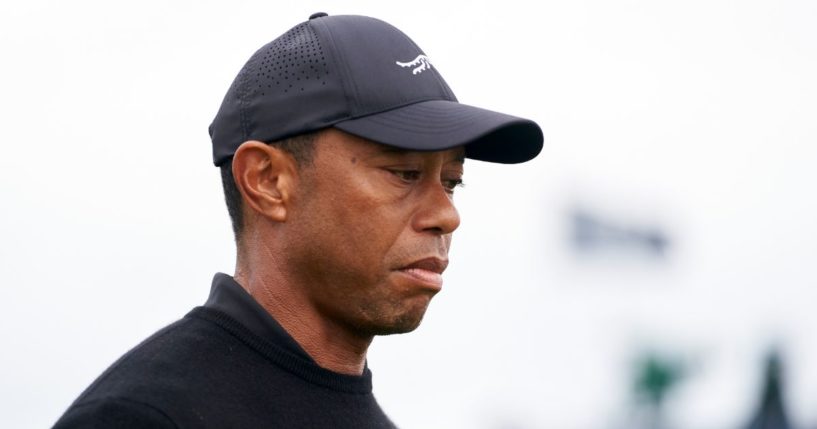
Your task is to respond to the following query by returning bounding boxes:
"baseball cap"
[209,13,543,166]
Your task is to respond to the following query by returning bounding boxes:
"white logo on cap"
[396,55,432,75]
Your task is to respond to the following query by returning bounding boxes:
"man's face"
[284,129,464,337]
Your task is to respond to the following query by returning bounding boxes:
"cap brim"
[333,100,543,164]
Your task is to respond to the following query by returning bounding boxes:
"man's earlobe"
[232,141,297,223]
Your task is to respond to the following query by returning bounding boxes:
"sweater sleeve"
[53,397,179,429]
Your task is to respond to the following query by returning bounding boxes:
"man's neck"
[234,270,372,376]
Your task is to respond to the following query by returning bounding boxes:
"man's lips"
[401,257,448,274]
[396,257,448,289]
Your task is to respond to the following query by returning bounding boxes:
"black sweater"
[53,274,396,428]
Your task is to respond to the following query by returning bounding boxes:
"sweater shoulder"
[65,313,238,408]
[53,396,178,429]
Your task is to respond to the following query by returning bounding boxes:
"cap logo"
[395,55,432,75]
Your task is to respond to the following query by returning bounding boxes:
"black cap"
[209,14,543,166]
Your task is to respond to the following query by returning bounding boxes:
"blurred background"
[1,0,815,428]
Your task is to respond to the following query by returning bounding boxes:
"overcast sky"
[2,1,816,428]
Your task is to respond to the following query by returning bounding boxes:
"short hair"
[220,132,319,243]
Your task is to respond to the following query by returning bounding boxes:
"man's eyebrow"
[376,146,412,155]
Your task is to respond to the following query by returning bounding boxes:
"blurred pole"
[744,350,792,429]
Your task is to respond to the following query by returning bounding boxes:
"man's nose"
[411,181,461,235]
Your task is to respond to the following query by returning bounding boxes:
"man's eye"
[443,178,464,193]
[391,170,421,182]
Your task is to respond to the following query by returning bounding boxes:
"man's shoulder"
[68,309,261,395]
[54,309,261,427]
[53,396,179,429]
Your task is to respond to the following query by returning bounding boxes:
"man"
[54,13,543,428]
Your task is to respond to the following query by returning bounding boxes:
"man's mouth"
[397,257,448,289]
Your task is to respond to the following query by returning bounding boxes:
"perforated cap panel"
[209,19,350,166]
[251,23,330,96]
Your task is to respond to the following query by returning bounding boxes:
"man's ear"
[232,140,298,223]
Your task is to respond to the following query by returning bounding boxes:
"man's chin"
[372,320,423,336]
[364,308,429,336]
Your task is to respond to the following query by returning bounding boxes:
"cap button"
[309,12,328,20]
